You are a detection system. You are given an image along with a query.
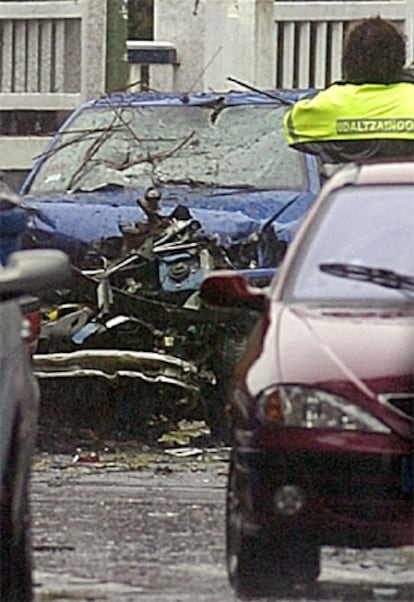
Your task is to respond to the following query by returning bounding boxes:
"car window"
[283,185,414,303]
[28,104,306,194]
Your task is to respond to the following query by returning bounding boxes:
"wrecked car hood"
[20,89,320,264]
[23,186,315,249]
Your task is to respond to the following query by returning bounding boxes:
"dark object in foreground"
[0,244,69,601]
[200,160,414,597]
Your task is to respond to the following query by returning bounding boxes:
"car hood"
[22,186,315,247]
[248,304,414,437]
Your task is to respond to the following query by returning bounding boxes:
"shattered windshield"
[29,103,306,193]
[284,186,414,303]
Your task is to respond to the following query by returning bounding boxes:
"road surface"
[31,445,414,602]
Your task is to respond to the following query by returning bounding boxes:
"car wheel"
[0,415,33,602]
[279,534,321,585]
[226,457,281,596]
[226,457,255,594]
[226,458,320,596]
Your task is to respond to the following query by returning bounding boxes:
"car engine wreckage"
[28,186,279,437]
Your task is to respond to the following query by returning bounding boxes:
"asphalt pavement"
[31,446,414,602]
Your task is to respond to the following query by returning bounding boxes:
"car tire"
[226,457,320,596]
[0,414,33,602]
[226,457,255,594]
[279,534,321,585]
[226,457,281,596]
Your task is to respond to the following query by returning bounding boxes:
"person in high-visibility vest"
[283,16,414,163]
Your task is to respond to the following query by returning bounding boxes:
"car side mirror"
[200,270,266,310]
[0,250,70,297]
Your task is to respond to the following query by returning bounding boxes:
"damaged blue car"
[20,89,320,439]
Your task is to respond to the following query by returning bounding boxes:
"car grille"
[379,393,414,421]
[328,500,412,523]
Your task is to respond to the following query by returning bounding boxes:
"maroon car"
[200,160,414,596]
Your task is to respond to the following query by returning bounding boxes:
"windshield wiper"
[319,263,414,292]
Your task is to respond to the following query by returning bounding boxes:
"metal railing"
[0,0,107,171]
[0,0,107,109]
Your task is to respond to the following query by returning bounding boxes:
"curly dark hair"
[342,16,406,83]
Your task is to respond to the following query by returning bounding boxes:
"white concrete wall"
[0,0,107,173]
[153,0,413,91]
[0,137,52,171]
[154,0,276,92]
[0,0,107,105]
[82,0,108,98]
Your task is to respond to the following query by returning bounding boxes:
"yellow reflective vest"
[284,82,414,146]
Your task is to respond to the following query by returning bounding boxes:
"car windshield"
[28,103,306,194]
[283,184,414,303]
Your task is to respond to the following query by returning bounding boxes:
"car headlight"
[257,385,390,433]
